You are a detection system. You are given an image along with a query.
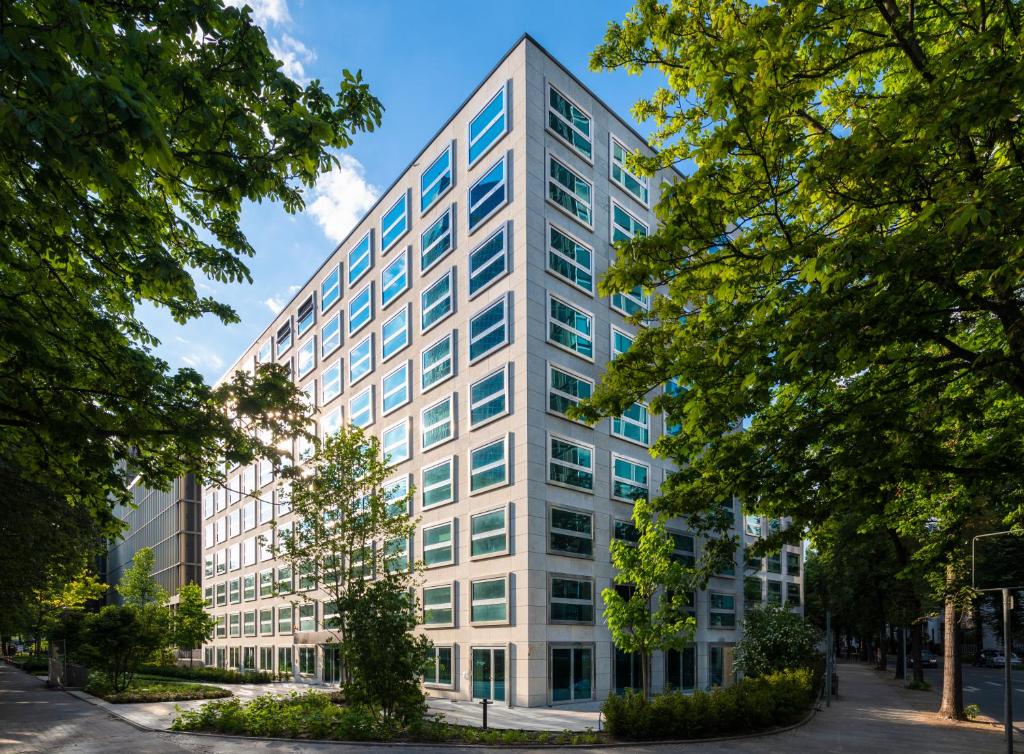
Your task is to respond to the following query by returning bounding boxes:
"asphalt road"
[916,663,1024,732]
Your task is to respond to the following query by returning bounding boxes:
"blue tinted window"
[382,306,409,361]
[348,334,373,385]
[348,232,372,287]
[468,225,507,298]
[381,251,409,308]
[420,145,452,213]
[468,156,507,231]
[421,206,453,272]
[469,86,507,165]
[421,270,453,332]
[321,265,340,311]
[321,314,341,357]
[348,283,373,335]
[381,193,408,253]
[469,297,508,363]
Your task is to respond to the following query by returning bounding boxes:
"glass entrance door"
[471,647,506,701]
[551,646,593,701]
[322,643,341,684]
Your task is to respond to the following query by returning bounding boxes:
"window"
[547,224,593,294]
[348,230,372,287]
[767,553,783,574]
[321,313,341,358]
[382,362,410,415]
[348,333,373,385]
[470,576,508,623]
[709,592,737,628]
[421,204,453,272]
[349,386,374,428]
[671,532,696,566]
[259,569,274,598]
[610,202,652,316]
[229,613,240,638]
[469,366,507,427]
[666,647,697,692]
[468,84,507,166]
[549,507,593,557]
[276,320,292,355]
[469,436,508,493]
[229,578,240,604]
[421,143,453,214]
[767,580,783,605]
[614,519,640,544]
[385,537,410,573]
[548,434,594,491]
[421,332,454,392]
[423,646,453,686]
[548,295,593,360]
[548,363,593,418]
[299,646,316,676]
[277,605,293,634]
[348,282,373,335]
[257,340,272,365]
[423,521,454,567]
[423,584,454,626]
[321,406,342,438]
[468,295,509,363]
[215,615,226,638]
[382,305,409,361]
[297,337,315,378]
[243,610,257,637]
[382,419,410,465]
[277,563,293,594]
[381,191,409,253]
[296,295,315,337]
[786,582,802,606]
[321,265,340,312]
[611,402,650,446]
[610,135,650,206]
[421,269,454,332]
[381,250,409,308]
[298,602,317,632]
[611,326,634,359]
[215,582,226,606]
[470,507,507,558]
[299,382,316,416]
[278,646,293,674]
[322,359,341,404]
[612,455,650,503]
[550,576,594,623]
[551,646,593,702]
[467,223,508,298]
[467,154,507,232]
[744,577,763,606]
[786,551,802,576]
[243,573,256,601]
[260,646,274,670]
[547,84,592,160]
[421,394,454,450]
[422,457,455,509]
[548,153,593,227]
[384,475,412,517]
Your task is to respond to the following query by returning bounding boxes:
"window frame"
[296,337,316,379]
[420,141,454,215]
[548,573,595,625]
[321,312,342,358]
[349,385,374,428]
[468,434,510,495]
[422,520,456,569]
[467,81,509,168]
[422,582,456,628]
[348,281,374,336]
[296,294,316,338]
[469,574,510,625]
[381,303,411,363]
[548,504,594,559]
[546,361,594,421]
[423,645,455,688]
[380,190,410,255]
[382,417,411,466]
[709,591,737,629]
[420,331,455,394]
[547,432,595,492]
[347,230,373,288]
[611,402,651,447]
[547,293,594,362]
[546,222,594,295]
[609,133,651,208]
[467,153,508,234]
[467,222,509,300]
[421,392,455,451]
[468,363,509,429]
[321,358,342,405]
[546,150,594,230]
[611,453,651,504]
[422,455,455,510]
[420,203,455,274]
[381,360,411,416]
[420,268,455,334]
[469,504,509,560]
[546,82,594,162]
[468,293,510,364]
[320,264,341,313]
[380,248,410,309]
[347,332,374,387]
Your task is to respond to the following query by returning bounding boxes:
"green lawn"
[86,676,231,704]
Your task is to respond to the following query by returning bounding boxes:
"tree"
[601,498,697,700]
[172,582,215,668]
[0,0,383,604]
[117,546,171,660]
[734,605,820,678]
[78,605,165,693]
[583,0,1024,719]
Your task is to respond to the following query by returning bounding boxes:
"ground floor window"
[228,646,241,670]
[471,647,505,701]
[614,648,642,695]
[786,582,802,606]
[323,644,342,684]
[423,645,454,687]
[709,644,734,688]
[215,647,225,668]
[665,646,696,691]
[259,647,273,671]
[298,646,316,677]
[550,645,592,701]
[278,646,293,677]
[203,647,214,667]
[243,646,256,671]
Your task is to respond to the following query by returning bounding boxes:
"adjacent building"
[200,34,803,706]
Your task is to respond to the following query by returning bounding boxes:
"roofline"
[216,32,674,385]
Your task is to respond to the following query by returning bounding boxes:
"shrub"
[965,703,980,720]
[137,664,273,684]
[602,667,816,741]
[85,676,231,704]
[13,655,49,674]
[734,605,821,677]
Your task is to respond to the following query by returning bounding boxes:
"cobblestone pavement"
[0,661,1015,753]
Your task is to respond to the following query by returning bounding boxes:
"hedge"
[602,667,817,741]
[137,664,274,684]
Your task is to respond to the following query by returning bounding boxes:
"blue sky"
[142,0,662,382]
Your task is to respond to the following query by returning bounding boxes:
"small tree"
[602,498,697,699]
[117,547,171,660]
[78,605,164,692]
[734,605,820,678]
[172,582,215,667]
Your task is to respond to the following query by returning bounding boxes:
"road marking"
[964,685,980,692]
[985,681,1001,687]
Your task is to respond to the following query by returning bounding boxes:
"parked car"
[978,649,1023,668]
[909,650,939,668]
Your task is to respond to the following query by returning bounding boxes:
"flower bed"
[86,677,231,704]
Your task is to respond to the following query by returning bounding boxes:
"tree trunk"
[894,627,905,680]
[642,650,652,700]
[938,596,964,719]
[877,621,888,671]
[910,622,924,684]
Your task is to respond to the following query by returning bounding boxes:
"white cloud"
[264,296,285,313]
[181,346,225,373]
[308,154,380,243]
[224,0,290,27]
[269,34,315,83]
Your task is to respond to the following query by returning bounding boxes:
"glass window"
[470,577,508,623]
[297,338,316,378]
[423,646,453,686]
[612,455,650,503]
[421,332,453,392]
[349,386,374,428]
[321,406,342,438]
[550,576,593,623]
[470,507,507,558]
[259,607,274,636]
[321,313,341,358]
[550,507,593,557]
[422,457,454,509]
[277,605,293,634]
[614,519,640,544]
[467,223,508,298]
[468,296,509,363]
[744,576,763,606]
[256,340,272,365]
[298,603,317,632]
[422,584,454,627]
[228,613,241,637]
[229,577,240,604]
[612,327,634,359]
[468,155,507,231]
[421,269,454,332]
[549,434,594,491]
[551,646,593,702]
[299,646,316,676]
[215,582,226,606]
[277,563,293,594]
[767,553,783,574]
[420,143,453,214]
[468,85,507,166]
[610,202,652,316]
[423,522,454,568]
[548,295,593,360]
[547,224,593,293]
[469,436,508,493]
[348,333,373,385]
[243,574,256,602]
[767,580,783,605]
[671,532,696,567]
[786,551,802,576]
[348,282,373,335]
[385,537,410,573]
[469,366,507,427]
[321,265,340,312]
[548,84,592,159]
[381,305,409,362]
[548,154,592,227]
[384,475,412,518]
[421,204,453,272]
[709,592,736,628]
[421,394,454,450]
[381,250,409,308]
[259,569,274,598]
[276,320,292,355]
[548,363,593,418]
[666,647,697,691]
[296,295,315,337]
[382,362,410,415]
[382,419,410,465]
[348,230,372,287]
[322,359,341,404]
[786,582,802,606]
[611,402,650,446]
[610,135,650,206]
[381,191,409,253]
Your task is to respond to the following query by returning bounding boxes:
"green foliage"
[965,703,980,719]
[76,605,166,692]
[13,655,49,674]
[136,664,272,684]
[601,668,816,740]
[85,676,230,704]
[0,0,382,616]
[116,547,172,660]
[171,582,215,664]
[734,605,820,678]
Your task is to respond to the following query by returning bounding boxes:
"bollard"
[480,697,493,729]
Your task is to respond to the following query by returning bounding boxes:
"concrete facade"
[200,35,803,707]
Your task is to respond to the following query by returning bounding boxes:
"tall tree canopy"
[0,0,382,607]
